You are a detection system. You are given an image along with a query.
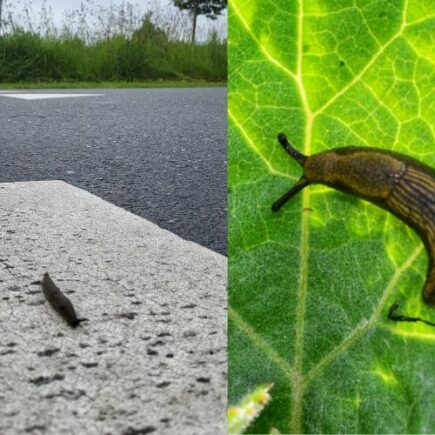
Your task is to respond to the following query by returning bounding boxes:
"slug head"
[272,134,310,212]
[273,134,405,211]
[70,318,89,328]
[307,148,405,201]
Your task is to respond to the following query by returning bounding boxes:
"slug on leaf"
[272,133,435,325]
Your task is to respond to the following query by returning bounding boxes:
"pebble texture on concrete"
[0,181,227,435]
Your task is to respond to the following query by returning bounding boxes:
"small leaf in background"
[228,383,273,434]
[228,0,435,433]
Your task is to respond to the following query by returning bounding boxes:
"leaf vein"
[229,109,294,179]
[303,245,423,386]
[314,30,404,117]
[229,0,297,81]
[229,306,293,380]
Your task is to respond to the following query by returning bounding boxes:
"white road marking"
[0,93,103,100]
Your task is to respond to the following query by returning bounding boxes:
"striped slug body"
[41,273,87,328]
[272,133,435,321]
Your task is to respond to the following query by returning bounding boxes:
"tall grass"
[0,1,227,83]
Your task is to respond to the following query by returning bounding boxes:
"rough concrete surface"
[0,181,227,435]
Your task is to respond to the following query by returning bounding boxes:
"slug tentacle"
[277,133,307,166]
[272,177,310,212]
[70,317,89,328]
[388,303,435,327]
[272,132,435,322]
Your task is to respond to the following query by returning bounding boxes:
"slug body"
[273,133,435,306]
[41,273,86,327]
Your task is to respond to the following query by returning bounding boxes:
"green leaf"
[228,1,435,434]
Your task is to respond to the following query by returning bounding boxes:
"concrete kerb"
[0,180,227,435]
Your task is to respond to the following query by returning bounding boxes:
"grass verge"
[0,80,226,89]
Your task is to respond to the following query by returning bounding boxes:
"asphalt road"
[0,88,227,254]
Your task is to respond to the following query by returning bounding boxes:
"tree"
[173,0,226,43]
[134,12,168,45]
[0,0,3,29]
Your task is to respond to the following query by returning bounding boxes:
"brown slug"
[41,273,87,328]
[272,133,435,325]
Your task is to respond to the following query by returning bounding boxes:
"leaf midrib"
[282,0,411,431]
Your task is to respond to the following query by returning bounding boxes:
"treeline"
[0,16,226,83]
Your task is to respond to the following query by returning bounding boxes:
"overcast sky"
[2,0,227,40]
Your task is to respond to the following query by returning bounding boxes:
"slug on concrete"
[41,273,87,328]
[272,133,435,325]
